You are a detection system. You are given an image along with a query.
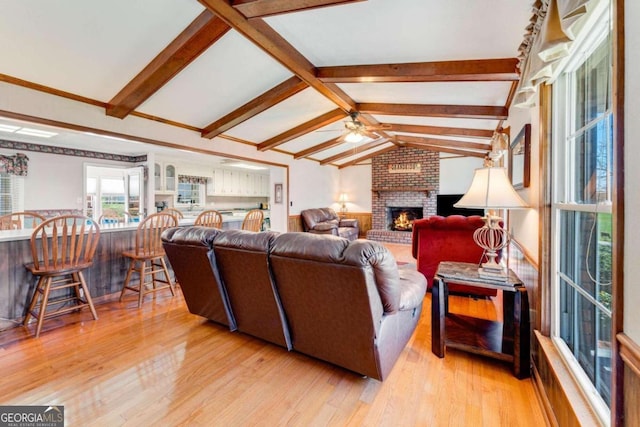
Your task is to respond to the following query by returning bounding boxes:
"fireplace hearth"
[386,207,423,232]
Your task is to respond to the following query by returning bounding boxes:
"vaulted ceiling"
[0,0,534,168]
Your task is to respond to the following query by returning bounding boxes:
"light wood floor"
[0,243,545,426]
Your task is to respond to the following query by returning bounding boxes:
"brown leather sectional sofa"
[162,227,427,381]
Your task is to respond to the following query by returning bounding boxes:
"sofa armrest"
[397,269,428,311]
[309,222,338,234]
[339,218,358,228]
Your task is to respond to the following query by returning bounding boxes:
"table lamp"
[454,167,528,279]
[338,193,348,216]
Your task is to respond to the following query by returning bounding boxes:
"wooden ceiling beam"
[231,0,366,18]
[386,123,494,139]
[317,58,519,83]
[395,134,491,151]
[293,136,343,159]
[198,0,356,112]
[257,108,345,151]
[358,103,508,120]
[106,10,230,119]
[337,146,397,169]
[319,137,389,165]
[402,142,486,158]
[202,76,307,139]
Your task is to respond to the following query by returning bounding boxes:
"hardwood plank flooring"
[0,243,545,426]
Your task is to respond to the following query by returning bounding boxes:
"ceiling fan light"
[345,131,364,143]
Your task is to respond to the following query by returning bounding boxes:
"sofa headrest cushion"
[161,226,220,247]
[271,233,401,312]
[213,230,279,252]
[343,240,401,312]
[271,232,349,263]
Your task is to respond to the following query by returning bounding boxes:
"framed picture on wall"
[274,183,283,204]
[509,124,531,189]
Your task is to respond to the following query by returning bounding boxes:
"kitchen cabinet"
[206,169,224,196]
[205,168,269,197]
[154,162,177,194]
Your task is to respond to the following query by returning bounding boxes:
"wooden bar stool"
[23,215,100,337]
[163,208,183,221]
[0,211,46,230]
[241,209,263,232]
[98,210,131,226]
[195,209,223,228]
[119,212,178,307]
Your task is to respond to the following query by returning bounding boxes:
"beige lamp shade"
[454,167,528,210]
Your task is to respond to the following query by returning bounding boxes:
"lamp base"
[478,261,508,281]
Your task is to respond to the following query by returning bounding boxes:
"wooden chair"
[241,209,264,232]
[98,210,131,226]
[0,211,46,230]
[23,215,100,337]
[194,209,223,228]
[119,212,178,307]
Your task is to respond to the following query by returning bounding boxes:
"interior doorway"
[85,165,144,220]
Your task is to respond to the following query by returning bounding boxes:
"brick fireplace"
[366,147,439,244]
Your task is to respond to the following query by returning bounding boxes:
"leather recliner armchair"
[300,207,359,241]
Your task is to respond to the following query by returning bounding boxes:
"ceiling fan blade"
[366,123,392,131]
[362,130,379,139]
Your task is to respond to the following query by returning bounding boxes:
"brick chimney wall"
[370,147,439,232]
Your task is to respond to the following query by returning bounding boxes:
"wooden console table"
[431,261,531,379]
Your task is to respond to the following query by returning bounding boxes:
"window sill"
[534,330,608,426]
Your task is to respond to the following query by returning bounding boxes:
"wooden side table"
[431,261,531,379]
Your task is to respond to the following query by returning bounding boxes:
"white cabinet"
[154,162,177,194]
[206,169,224,196]
[165,164,176,192]
[206,168,269,197]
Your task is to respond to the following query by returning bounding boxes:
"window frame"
[549,5,613,424]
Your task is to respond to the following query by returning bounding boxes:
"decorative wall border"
[0,139,146,163]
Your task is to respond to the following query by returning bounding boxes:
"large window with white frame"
[551,3,613,423]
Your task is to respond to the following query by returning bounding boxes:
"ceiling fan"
[337,112,390,143]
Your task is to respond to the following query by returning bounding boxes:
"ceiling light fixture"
[225,162,268,171]
[344,131,364,143]
[15,128,57,138]
[0,124,20,133]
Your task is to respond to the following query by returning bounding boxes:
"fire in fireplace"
[386,207,423,232]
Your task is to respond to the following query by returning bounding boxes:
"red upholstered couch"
[411,215,498,297]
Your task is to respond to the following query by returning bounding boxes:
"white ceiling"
[0,0,535,168]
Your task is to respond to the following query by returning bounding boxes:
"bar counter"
[0,217,244,324]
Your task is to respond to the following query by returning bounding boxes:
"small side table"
[431,261,530,379]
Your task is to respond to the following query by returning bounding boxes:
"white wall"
[504,104,540,262]
[0,148,131,211]
[288,159,339,214]
[624,0,640,342]
[338,164,371,213]
[439,155,484,194]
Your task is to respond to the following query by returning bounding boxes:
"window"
[0,173,24,215]
[551,6,612,422]
[85,165,144,220]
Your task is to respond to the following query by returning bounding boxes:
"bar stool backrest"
[0,211,46,230]
[195,210,223,228]
[133,212,178,257]
[30,215,100,271]
[242,209,264,232]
